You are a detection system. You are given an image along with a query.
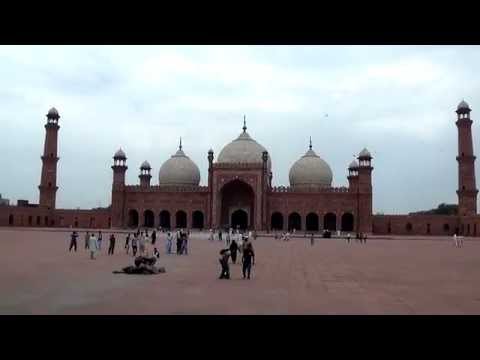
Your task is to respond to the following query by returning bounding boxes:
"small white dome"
[217,126,271,170]
[348,160,359,169]
[359,148,371,159]
[47,107,60,118]
[159,147,200,186]
[457,100,470,111]
[114,148,126,159]
[289,147,333,188]
[140,160,151,170]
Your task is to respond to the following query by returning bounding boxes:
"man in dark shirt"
[242,243,255,279]
[219,249,231,279]
[69,231,78,252]
[108,233,116,255]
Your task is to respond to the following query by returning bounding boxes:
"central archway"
[231,209,248,230]
[220,179,255,229]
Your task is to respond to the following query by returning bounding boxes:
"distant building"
[0,194,9,206]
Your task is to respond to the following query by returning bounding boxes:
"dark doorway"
[288,212,301,231]
[144,210,154,228]
[8,214,13,226]
[37,216,41,226]
[159,210,171,229]
[45,216,49,227]
[176,210,187,229]
[324,213,336,231]
[220,180,255,229]
[341,213,354,232]
[128,209,139,228]
[271,212,284,230]
[192,210,204,229]
[28,216,32,226]
[231,209,248,230]
[306,213,319,231]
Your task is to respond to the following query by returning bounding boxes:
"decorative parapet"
[124,185,209,193]
[270,186,350,193]
[213,162,263,170]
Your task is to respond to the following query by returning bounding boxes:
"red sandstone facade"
[0,102,478,237]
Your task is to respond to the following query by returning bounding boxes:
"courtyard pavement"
[1,228,480,314]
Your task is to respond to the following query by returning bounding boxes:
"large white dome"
[217,124,272,169]
[289,146,333,188]
[158,145,200,186]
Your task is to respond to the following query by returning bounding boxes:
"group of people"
[453,233,464,248]
[219,235,255,280]
[345,233,368,244]
[68,230,117,259]
[209,227,257,245]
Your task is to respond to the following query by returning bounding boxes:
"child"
[219,249,231,279]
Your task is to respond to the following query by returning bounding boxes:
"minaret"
[357,148,373,234]
[207,147,214,229]
[139,161,152,187]
[38,107,60,210]
[456,100,478,216]
[111,148,128,228]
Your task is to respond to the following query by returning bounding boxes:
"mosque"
[0,101,478,237]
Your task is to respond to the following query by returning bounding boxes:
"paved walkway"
[0,229,479,314]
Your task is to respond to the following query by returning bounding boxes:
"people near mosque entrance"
[132,234,138,256]
[219,249,231,279]
[242,242,255,280]
[292,228,296,235]
[125,233,130,254]
[310,233,314,246]
[229,239,239,264]
[89,233,98,260]
[346,233,351,244]
[166,231,173,254]
[69,231,78,252]
[219,230,223,243]
[208,229,214,241]
[363,233,368,244]
[97,231,103,251]
[85,231,90,250]
[108,234,116,255]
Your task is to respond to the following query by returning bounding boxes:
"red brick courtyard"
[1,228,480,314]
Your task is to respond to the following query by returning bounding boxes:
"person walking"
[346,233,351,244]
[69,231,78,252]
[108,233,116,255]
[89,233,98,260]
[310,233,314,246]
[151,230,157,246]
[177,229,183,254]
[209,228,214,241]
[226,228,231,246]
[166,231,173,254]
[219,249,231,279]
[97,231,103,251]
[229,239,239,264]
[219,230,223,243]
[131,233,138,257]
[453,233,458,247]
[84,231,90,250]
[242,242,255,279]
[363,233,368,244]
[125,233,130,254]
[182,230,189,255]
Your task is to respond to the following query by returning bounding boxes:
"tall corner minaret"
[357,148,373,234]
[456,100,478,216]
[111,148,128,228]
[38,107,60,209]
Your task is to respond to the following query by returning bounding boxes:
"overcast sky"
[1,45,479,214]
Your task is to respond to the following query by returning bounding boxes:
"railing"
[270,186,350,193]
[124,185,209,193]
